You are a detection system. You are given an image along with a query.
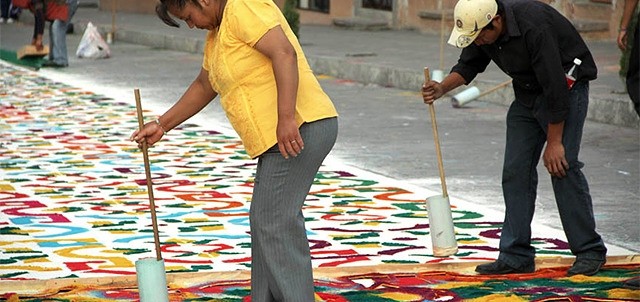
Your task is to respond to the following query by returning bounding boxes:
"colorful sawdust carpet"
[2,263,639,301]
[0,61,632,284]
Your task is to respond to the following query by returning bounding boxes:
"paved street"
[1,4,638,255]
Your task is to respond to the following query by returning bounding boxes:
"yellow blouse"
[202,0,338,158]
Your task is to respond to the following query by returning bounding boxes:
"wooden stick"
[111,0,116,35]
[438,1,445,71]
[424,67,448,197]
[134,88,163,261]
[478,79,512,99]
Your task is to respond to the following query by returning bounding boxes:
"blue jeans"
[0,0,10,19]
[49,0,78,65]
[498,81,607,269]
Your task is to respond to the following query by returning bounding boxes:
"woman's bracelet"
[155,118,168,135]
[620,27,627,32]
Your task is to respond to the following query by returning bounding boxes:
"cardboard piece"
[17,45,50,59]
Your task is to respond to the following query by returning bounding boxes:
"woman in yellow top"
[131,0,338,300]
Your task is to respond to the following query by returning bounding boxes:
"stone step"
[332,17,390,31]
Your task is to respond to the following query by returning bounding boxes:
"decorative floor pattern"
[0,61,631,282]
[2,263,639,301]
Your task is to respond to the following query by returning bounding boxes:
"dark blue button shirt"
[450,0,597,123]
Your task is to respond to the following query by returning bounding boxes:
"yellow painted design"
[351,243,380,248]
[2,228,42,235]
[165,265,187,271]
[333,193,357,197]
[117,185,140,191]
[1,167,22,171]
[435,281,482,289]
[44,207,71,212]
[377,291,423,301]
[0,265,61,272]
[55,245,133,268]
[166,238,195,244]
[24,257,50,263]
[5,247,35,253]
[90,221,117,227]
[0,184,15,190]
[608,288,640,299]
[184,218,209,223]
[107,230,135,234]
[459,239,486,244]
[200,225,224,231]
[466,294,527,301]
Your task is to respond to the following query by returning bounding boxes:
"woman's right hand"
[130,120,165,149]
[422,80,444,104]
[32,36,44,51]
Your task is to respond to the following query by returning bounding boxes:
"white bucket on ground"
[425,194,458,257]
[136,257,169,302]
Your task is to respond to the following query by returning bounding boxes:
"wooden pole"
[134,89,163,261]
[424,67,448,197]
[438,0,446,71]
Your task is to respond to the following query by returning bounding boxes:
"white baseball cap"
[447,0,498,48]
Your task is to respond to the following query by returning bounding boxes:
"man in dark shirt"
[422,0,607,276]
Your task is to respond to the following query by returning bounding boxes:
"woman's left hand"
[277,118,304,159]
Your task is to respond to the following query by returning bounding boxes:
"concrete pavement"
[1,4,638,253]
[64,4,640,128]
[2,3,640,127]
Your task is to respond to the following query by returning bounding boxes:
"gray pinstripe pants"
[250,117,338,302]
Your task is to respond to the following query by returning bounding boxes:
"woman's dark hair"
[156,0,201,27]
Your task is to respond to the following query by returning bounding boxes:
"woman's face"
[169,0,222,30]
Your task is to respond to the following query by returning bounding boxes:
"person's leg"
[9,5,20,21]
[477,100,545,275]
[497,100,546,270]
[49,18,68,66]
[549,81,607,275]
[0,0,10,20]
[250,117,337,302]
[65,0,78,33]
[626,21,639,116]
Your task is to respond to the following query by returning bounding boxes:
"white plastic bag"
[76,22,111,59]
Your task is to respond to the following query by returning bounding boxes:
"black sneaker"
[42,60,68,68]
[567,258,605,276]
[475,260,535,275]
[623,277,640,289]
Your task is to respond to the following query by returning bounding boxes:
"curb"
[80,22,639,128]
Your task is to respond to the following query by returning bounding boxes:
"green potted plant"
[283,0,300,38]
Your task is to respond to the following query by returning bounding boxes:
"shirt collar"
[497,0,521,43]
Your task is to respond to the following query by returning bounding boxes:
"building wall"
[297,0,353,25]
[100,0,156,14]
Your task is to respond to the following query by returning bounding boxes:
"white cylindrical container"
[451,86,481,108]
[425,194,458,257]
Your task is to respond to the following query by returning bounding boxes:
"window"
[362,0,392,11]
[298,0,330,13]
